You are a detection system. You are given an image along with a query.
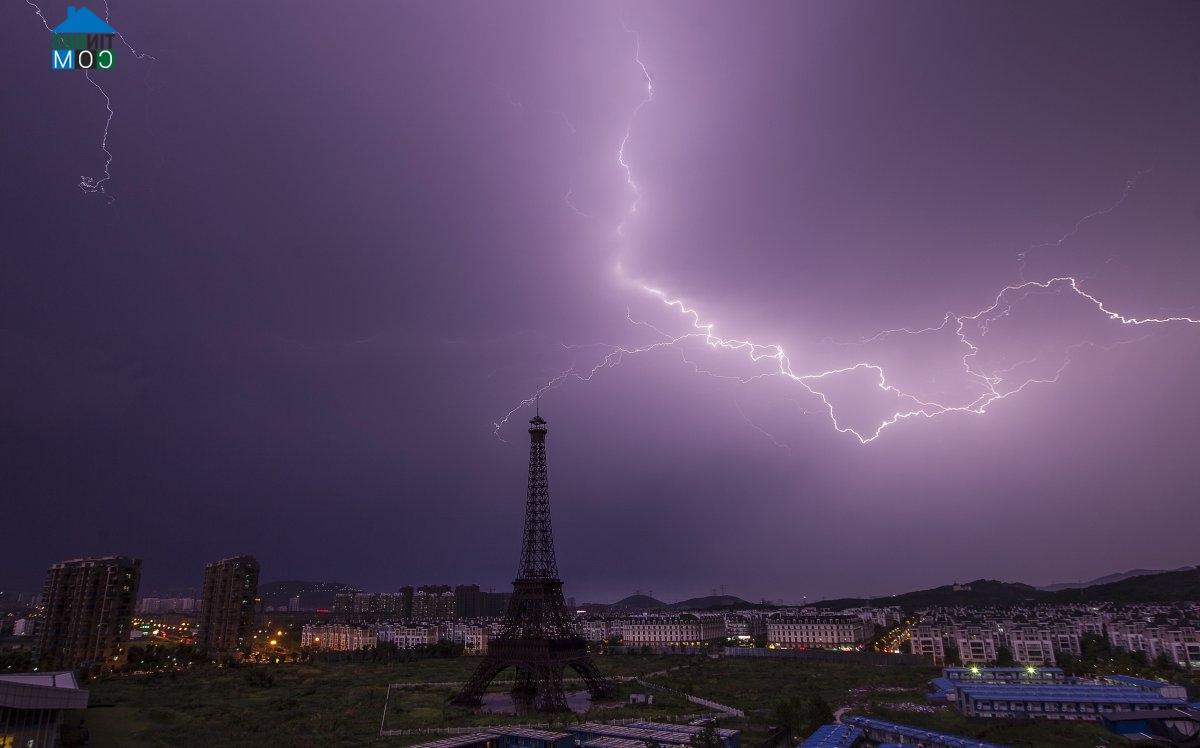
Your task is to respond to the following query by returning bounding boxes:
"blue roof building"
[841,716,1007,747]
[943,666,1065,684]
[52,6,116,35]
[799,723,864,747]
[1101,707,1200,745]
[1104,674,1190,700]
[955,683,1187,720]
[570,722,739,748]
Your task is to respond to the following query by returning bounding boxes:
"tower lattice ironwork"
[451,414,613,711]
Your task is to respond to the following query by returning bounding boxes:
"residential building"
[197,555,259,659]
[479,590,511,618]
[579,620,611,643]
[412,585,456,621]
[300,624,377,651]
[909,625,947,665]
[622,614,726,646]
[136,597,197,614]
[455,585,481,619]
[953,626,1000,664]
[1007,626,1057,666]
[724,613,766,644]
[376,624,440,649]
[34,556,141,671]
[767,615,868,649]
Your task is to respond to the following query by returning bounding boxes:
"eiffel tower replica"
[451,412,613,711]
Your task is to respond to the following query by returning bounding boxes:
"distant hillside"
[259,580,358,609]
[814,567,1200,611]
[1044,567,1200,604]
[816,579,1043,612]
[669,595,753,610]
[610,594,667,610]
[1038,566,1196,592]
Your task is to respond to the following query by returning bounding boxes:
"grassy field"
[79,654,1133,747]
[650,656,942,713]
[80,655,696,747]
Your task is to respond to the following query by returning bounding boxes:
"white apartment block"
[954,627,1000,664]
[767,616,868,649]
[622,614,726,646]
[1108,623,1200,667]
[376,624,440,649]
[724,614,767,642]
[1008,627,1057,666]
[462,626,490,654]
[439,622,491,654]
[910,625,948,665]
[580,620,612,642]
[301,624,377,651]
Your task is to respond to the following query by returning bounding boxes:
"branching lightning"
[493,19,1200,445]
[27,0,154,203]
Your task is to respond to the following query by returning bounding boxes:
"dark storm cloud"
[2,1,1198,602]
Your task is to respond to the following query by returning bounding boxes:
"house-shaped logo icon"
[50,6,117,70]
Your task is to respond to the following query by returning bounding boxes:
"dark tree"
[942,642,961,667]
[994,645,1015,667]
[689,722,722,748]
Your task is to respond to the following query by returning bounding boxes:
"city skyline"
[4,1,1200,605]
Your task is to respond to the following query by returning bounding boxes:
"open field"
[80,654,1134,747]
[81,655,697,747]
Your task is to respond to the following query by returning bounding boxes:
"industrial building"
[570,721,739,748]
[840,715,1006,748]
[943,666,1065,684]
[954,682,1187,720]
[0,671,89,748]
[799,723,864,747]
[403,727,581,748]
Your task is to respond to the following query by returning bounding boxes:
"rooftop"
[0,672,89,711]
[404,733,496,748]
[1104,674,1173,689]
[842,715,1007,748]
[490,727,572,741]
[955,683,1187,705]
[800,723,864,747]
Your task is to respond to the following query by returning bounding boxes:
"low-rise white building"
[301,624,377,651]
[954,626,1000,664]
[767,615,868,649]
[622,614,726,646]
[376,624,440,649]
[910,625,948,664]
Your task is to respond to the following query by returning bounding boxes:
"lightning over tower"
[495,16,1200,447]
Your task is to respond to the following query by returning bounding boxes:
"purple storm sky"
[3,1,1200,603]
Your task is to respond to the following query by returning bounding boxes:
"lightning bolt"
[493,18,1200,445]
[27,0,155,203]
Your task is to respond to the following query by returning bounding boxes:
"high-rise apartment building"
[197,555,260,659]
[34,556,141,671]
[412,585,455,620]
[454,584,481,619]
